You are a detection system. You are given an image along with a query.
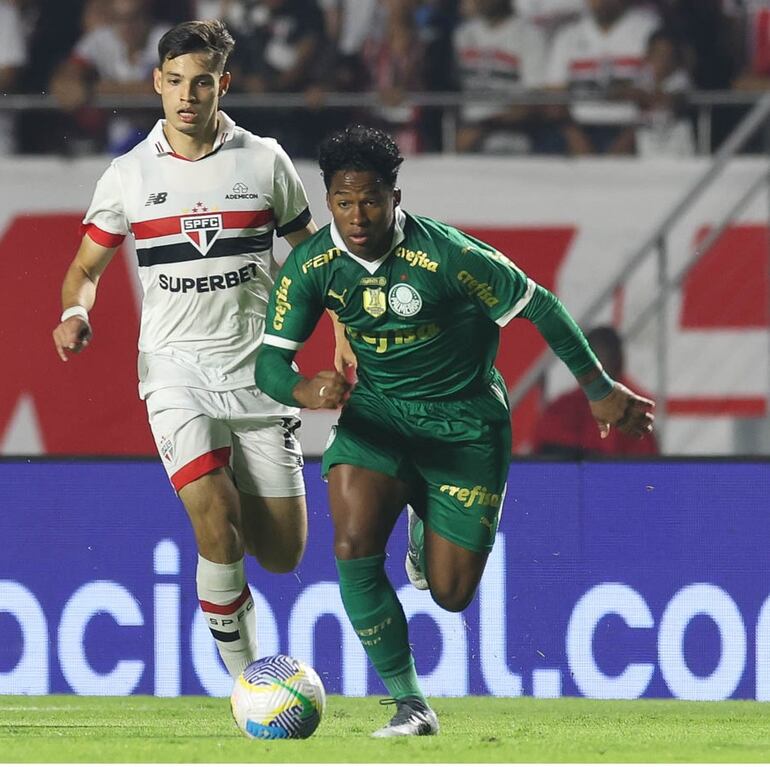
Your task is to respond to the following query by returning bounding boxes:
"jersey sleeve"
[262,249,325,351]
[447,232,536,326]
[272,144,312,237]
[81,162,129,248]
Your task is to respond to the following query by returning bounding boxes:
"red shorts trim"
[82,223,126,248]
[171,446,231,492]
[199,584,251,615]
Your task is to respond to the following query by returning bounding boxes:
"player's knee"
[429,584,476,613]
[333,529,376,560]
[246,534,305,573]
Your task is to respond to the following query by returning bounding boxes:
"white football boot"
[371,696,439,738]
[405,506,429,591]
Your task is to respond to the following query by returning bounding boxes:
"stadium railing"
[0,89,767,156]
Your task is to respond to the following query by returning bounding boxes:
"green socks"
[336,554,425,702]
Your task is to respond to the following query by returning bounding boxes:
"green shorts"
[322,371,511,553]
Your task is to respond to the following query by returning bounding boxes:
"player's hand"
[589,381,655,440]
[293,370,352,410]
[334,337,358,384]
[53,317,92,361]
[329,309,358,381]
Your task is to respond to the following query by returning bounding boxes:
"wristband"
[60,305,89,323]
[582,370,614,401]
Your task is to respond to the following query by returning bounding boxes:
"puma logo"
[327,287,348,307]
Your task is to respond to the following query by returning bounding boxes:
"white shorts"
[145,386,305,497]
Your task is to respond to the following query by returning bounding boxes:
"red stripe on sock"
[199,584,251,615]
[171,447,230,491]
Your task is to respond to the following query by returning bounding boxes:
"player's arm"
[52,234,118,361]
[520,287,655,439]
[256,345,350,410]
[255,256,350,410]
[283,226,357,375]
[453,242,654,438]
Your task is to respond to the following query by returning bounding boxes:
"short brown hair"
[157,20,235,72]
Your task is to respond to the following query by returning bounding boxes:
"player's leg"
[411,373,512,612]
[328,463,438,737]
[239,494,307,572]
[146,387,258,678]
[227,398,307,572]
[424,529,490,612]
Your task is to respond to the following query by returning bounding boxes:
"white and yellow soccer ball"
[230,654,326,739]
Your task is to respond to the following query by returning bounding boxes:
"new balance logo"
[145,192,168,206]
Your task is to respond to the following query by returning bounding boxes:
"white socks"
[196,555,258,678]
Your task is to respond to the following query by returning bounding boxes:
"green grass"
[1,695,770,762]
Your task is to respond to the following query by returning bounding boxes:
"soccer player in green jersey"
[255,125,655,737]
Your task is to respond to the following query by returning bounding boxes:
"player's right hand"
[294,370,352,410]
[53,317,92,361]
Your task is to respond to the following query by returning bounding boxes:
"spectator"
[726,0,770,90]
[514,0,586,42]
[362,0,427,153]
[223,0,327,156]
[453,0,548,154]
[0,0,28,154]
[544,0,660,155]
[533,326,659,458]
[49,0,170,154]
[647,1,739,152]
[235,0,325,94]
[319,0,378,90]
[634,28,695,157]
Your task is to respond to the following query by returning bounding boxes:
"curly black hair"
[319,125,404,190]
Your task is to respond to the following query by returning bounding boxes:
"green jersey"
[263,209,534,400]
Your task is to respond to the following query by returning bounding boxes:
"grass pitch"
[1,695,770,762]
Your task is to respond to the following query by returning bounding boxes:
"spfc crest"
[181,213,223,255]
[363,287,386,317]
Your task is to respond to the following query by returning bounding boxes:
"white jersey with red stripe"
[454,14,547,123]
[545,7,660,125]
[82,111,311,399]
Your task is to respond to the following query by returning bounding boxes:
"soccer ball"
[230,654,326,739]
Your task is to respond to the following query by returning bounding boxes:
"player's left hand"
[590,382,655,440]
[293,370,352,410]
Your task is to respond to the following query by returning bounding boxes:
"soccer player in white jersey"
[51,20,341,679]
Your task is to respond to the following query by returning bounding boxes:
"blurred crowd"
[0,0,768,157]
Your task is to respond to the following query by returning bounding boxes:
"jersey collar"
[330,206,406,275]
[149,110,236,159]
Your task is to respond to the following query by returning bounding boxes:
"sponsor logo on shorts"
[159,436,174,463]
[388,283,422,317]
[280,416,301,450]
[439,484,501,509]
